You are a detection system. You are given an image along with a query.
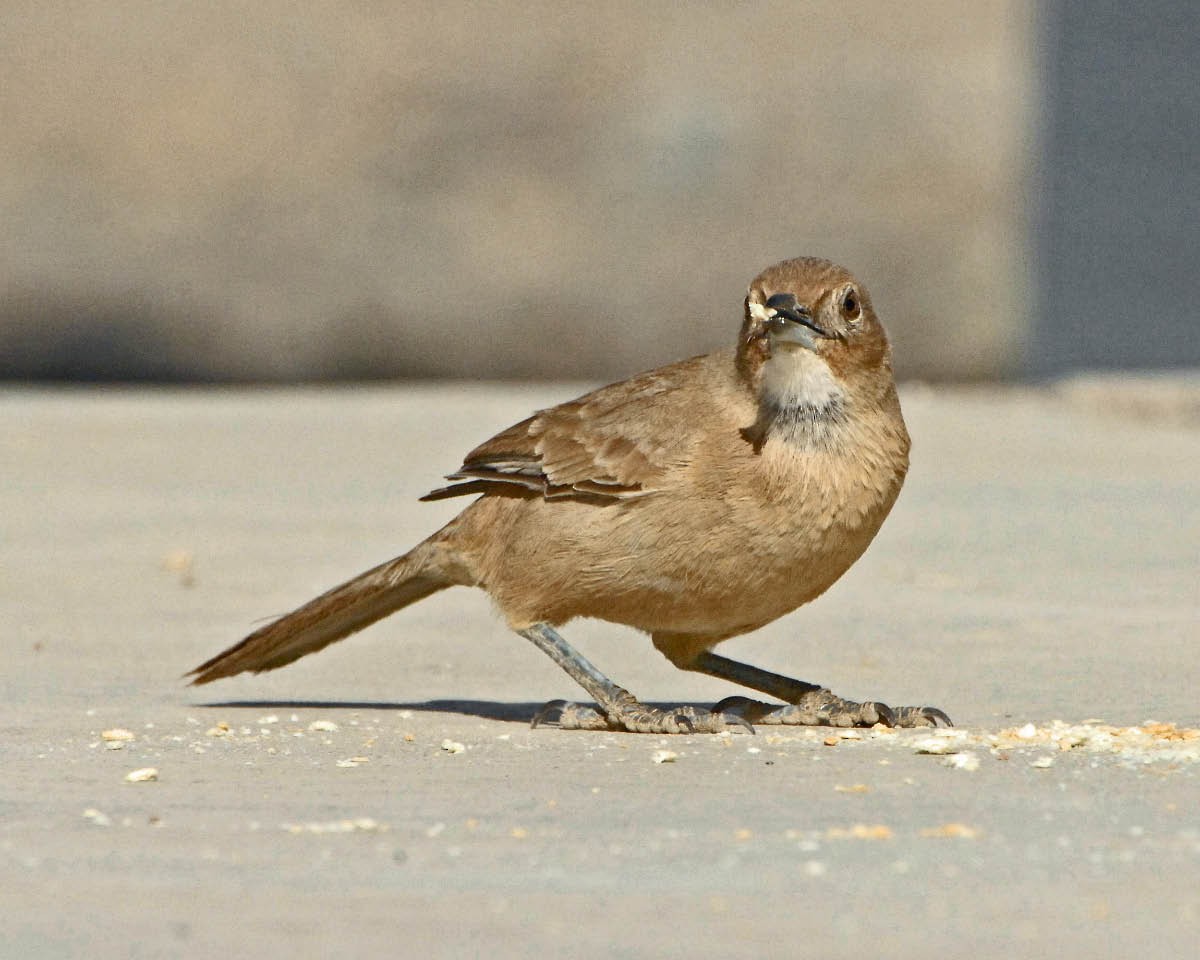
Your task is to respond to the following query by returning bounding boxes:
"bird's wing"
[421,355,712,502]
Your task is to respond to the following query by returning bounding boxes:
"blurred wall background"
[2,1,1188,384]
[1030,1,1200,379]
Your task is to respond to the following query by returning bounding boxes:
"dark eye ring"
[841,289,860,319]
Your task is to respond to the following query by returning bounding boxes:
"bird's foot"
[532,689,754,734]
[713,692,952,729]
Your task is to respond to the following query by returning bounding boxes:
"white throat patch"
[761,345,843,412]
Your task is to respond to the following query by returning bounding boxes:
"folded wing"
[421,358,707,502]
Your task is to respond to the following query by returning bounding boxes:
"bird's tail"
[186,537,459,685]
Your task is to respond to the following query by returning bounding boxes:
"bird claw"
[531,699,610,730]
[857,701,897,727]
[890,705,954,728]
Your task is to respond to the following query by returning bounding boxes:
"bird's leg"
[690,651,952,728]
[519,624,750,734]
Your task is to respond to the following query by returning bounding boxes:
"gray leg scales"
[520,624,751,734]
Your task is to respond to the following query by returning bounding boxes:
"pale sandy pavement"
[3,383,1199,959]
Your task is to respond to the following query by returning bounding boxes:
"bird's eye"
[841,289,860,320]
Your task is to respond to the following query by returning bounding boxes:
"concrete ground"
[3,382,1198,959]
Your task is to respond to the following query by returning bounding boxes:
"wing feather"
[420,355,714,503]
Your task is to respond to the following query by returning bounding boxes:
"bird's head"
[737,257,896,412]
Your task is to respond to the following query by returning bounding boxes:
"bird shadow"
[193,698,723,725]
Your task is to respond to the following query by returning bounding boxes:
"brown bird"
[188,256,950,732]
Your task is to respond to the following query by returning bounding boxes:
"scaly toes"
[531,699,612,730]
[713,691,890,727]
[619,705,708,734]
[606,701,753,734]
[531,692,947,733]
[531,696,754,734]
[890,705,953,728]
[712,692,946,729]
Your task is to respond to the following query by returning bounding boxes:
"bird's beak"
[760,292,832,350]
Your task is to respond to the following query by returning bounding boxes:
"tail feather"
[187,544,453,685]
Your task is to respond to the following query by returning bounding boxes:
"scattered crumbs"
[733,828,753,841]
[1142,722,1200,741]
[101,729,135,742]
[826,824,893,841]
[206,722,231,738]
[282,818,386,835]
[336,757,370,768]
[914,736,964,755]
[426,822,446,838]
[257,715,280,725]
[396,710,414,720]
[834,784,870,794]
[920,822,981,839]
[82,808,111,827]
[403,733,416,742]
[440,740,466,754]
[651,750,678,764]
[161,548,196,586]
[802,860,827,877]
[1030,756,1055,769]
[124,767,158,783]
[308,720,339,733]
[992,721,1200,763]
[823,737,840,747]
[943,752,981,771]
